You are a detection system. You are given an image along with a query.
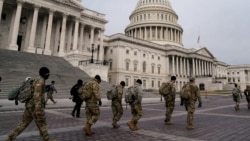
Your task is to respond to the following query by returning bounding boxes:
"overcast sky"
[82,0,250,65]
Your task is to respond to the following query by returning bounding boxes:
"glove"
[198,102,202,108]
[98,100,102,106]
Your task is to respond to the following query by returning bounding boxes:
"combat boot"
[112,120,120,129]
[89,124,95,135]
[134,121,140,131]
[6,137,13,141]
[186,124,195,129]
[83,123,92,136]
[127,120,135,131]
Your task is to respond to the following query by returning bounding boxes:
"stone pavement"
[1,94,250,141]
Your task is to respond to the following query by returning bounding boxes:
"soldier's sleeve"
[33,79,44,111]
[92,82,100,100]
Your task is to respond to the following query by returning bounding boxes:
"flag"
[197,35,200,44]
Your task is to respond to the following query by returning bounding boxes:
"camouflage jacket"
[30,76,46,111]
[112,84,123,103]
[86,78,100,104]
[188,82,202,103]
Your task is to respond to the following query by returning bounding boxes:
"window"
[158,56,160,60]
[125,78,129,86]
[152,80,155,88]
[143,54,146,57]
[126,62,129,71]
[134,51,137,56]
[143,80,146,88]
[134,79,137,85]
[110,49,113,53]
[108,77,112,83]
[158,81,161,88]
[158,66,160,74]
[109,61,113,70]
[143,62,146,73]
[152,65,155,74]
[152,55,154,59]
[126,50,129,54]
[134,63,137,72]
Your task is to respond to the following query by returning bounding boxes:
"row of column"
[126,26,182,43]
[167,55,214,77]
[1,0,104,60]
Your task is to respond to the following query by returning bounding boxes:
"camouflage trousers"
[185,101,195,125]
[165,100,175,122]
[111,101,123,121]
[8,102,49,140]
[46,93,56,104]
[130,103,143,123]
[85,103,100,125]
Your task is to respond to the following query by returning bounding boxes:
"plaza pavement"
[1,94,250,141]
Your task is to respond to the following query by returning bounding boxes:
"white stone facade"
[1,0,249,91]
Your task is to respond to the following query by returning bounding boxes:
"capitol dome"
[125,0,183,47]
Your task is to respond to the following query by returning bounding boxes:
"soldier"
[79,75,102,136]
[45,81,57,104]
[181,77,202,129]
[70,79,84,118]
[7,67,56,141]
[127,79,143,131]
[244,85,250,109]
[164,76,176,125]
[111,81,125,128]
[232,83,242,111]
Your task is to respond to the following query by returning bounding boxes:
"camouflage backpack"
[106,85,117,100]
[78,82,92,101]
[180,83,191,100]
[125,86,136,104]
[18,79,35,103]
[159,82,171,96]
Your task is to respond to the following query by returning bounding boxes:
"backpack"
[106,85,117,100]
[125,86,136,104]
[232,88,239,97]
[159,82,171,96]
[45,84,51,92]
[180,84,191,100]
[18,79,35,103]
[78,82,92,101]
[8,87,19,100]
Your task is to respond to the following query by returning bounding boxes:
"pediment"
[195,47,214,58]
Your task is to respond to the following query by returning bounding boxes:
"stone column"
[78,24,84,52]
[176,56,179,75]
[58,13,67,57]
[9,1,23,50]
[172,55,175,74]
[192,58,195,76]
[26,5,40,53]
[90,26,94,45]
[67,22,73,52]
[180,57,183,76]
[166,56,169,74]
[40,16,48,49]
[144,27,147,40]
[53,19,61,54]
[44,10,54,55]
[98,29,104,61]
[150,26,152,40]
[187,59,190,77]
[72,18,79,52]
[0,0,4,23]
[155,26,158,40]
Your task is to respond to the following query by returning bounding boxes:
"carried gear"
[159,82,171,96]
[232,88,239,97]
[8,87,19,100]
[125,86,136,104]
[78,82,92,101]
[180,83,191,100]
[106,85,117,100]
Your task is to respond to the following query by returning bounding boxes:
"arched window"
[143,61,146,73]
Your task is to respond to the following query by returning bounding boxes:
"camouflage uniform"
[7,76,51,141]
[128,83,143,131]
[164,81,176,124]
[184,82,202,128]
[79,78,100,135]
[244,85,250,109]
[111,84,124,128]
[233,87,242,111]
[46,84,57,104]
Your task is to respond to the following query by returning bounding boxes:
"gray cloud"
[83,0,250,65]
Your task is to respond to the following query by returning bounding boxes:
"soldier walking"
[181,77,202,129]
[78,75,102,136]
[232,83,242,111]
[163,76,176,125]
[111,81,125,128]
[7,67,56,141]
[127,79,143,131]
[45,81,57,104]
[244,85,250,109]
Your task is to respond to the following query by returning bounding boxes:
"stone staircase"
[0,49,112,99]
